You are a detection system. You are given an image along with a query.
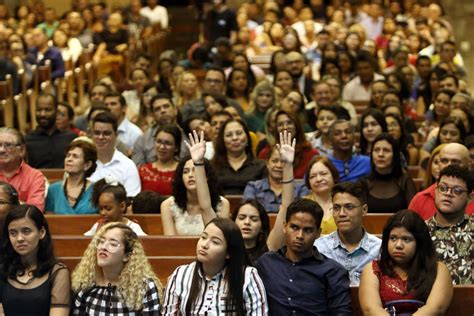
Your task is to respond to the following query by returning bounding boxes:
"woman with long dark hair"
[162,217,268,315]
[359,108,388,155]
[359,210,452,315]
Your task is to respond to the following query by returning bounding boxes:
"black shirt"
[93,29,128,54]
[205,8,237,43]
[215,156,266,195]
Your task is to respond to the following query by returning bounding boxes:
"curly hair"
[71,223,162,310]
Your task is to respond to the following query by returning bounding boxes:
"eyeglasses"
[437,183,468,196]
[92,130,114,137]
[97,238,122,253]
[332,203,362,213]
[0,142,20,150]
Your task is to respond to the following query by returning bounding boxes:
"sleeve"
[50,265,71,308]
[26,171,46,212]
[84,222,98,236]
[160,7,169,29]
[141,279,160,312]
[243,182,257,200]
[124,163,141,197]
[326,266,352,315]
[132,135,147,166]
[161,267,183,315]
[50,50,65,79]
[243,267,268,316]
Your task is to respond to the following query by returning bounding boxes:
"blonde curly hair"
[71,223,163,310]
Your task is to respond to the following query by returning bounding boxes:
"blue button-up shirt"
[256,247,352,315]
[314,230,381,285]
[329,155,371,182]
[243,178,310,213]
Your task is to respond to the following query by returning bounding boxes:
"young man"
[314,182,381,285]
[89,111,140,197]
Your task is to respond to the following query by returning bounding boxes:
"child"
[84,178,146,236]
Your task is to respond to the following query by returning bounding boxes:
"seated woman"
[161,131,230,235]
[71,223,162,314]
[138,125,181,196]
[420,144,446,190]
[273,69,295,99]
[244,144,309,213]
[173,71,201,109]
[226,69,252,112]
[259,110,318,179]
[46,140,98,214]
[0,205,70,315]
[161,217,268,314]
[418,89,454,142]
[304,156,339,234]
[359,210,453,315]
[85,178,147,236]
[245,80,277,135]
[135,82,159,131]
[214,119,267,195]
[358,108,388,156]
[385,113,418,166]
[358,134,417,213]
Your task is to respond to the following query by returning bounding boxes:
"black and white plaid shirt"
[72,278,160,315]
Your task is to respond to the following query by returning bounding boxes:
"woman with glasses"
[71,222,162,314]
[138,125,181,196]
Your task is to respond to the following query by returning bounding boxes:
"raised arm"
[185,130,217,225]
[267,131,295,251]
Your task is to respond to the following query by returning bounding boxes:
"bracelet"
[281,178,294,184]
[193,161,205,166]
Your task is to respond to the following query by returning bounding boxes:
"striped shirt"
[162,261,268,315]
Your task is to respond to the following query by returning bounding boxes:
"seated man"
[28,28,65,80]
[328,120,371,182]
[0,128,45,211]
[409,143,474,219]
[315,182,381,285]
[426,164,473,284]
[257,199,352,315]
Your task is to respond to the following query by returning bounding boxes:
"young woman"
[214,119,267,195]
[359,108,388,155]
[273,70,295,99]
[174,71,201,108]
[85,179,147,236]
[161,217,268,315]
[245,80,277,135]
[358,134,417,213]
[51,28,82,64]
[304,156,339,234]
[385,113,418,166]
[203,92,227,119]
[135,82,159,131]
[46,140,98,214]
[161,131,230,235]
[139,125,181,196]
[359,210,453,315]
[122,68,151,120]
[0,205,70,315]
[421,144,446,189]
[226,69,251,112]
[72,223,162,314]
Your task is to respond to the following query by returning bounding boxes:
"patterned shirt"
[426,215,473,284]
[162,261,268,315]
[72,278,160,315]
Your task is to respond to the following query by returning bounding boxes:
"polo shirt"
[0,161,45,211]
[90,149,141,197]
[25,127,77,168]
[408,184,474,220]
[329,155,371,182]
[117,117,143,151]
[342,73,384,102]
[256,247,352,315]
[314,230,381,285]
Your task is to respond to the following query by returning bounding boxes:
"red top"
[408,184,474,220]
[138,163,175,196]
[258,146,319,179]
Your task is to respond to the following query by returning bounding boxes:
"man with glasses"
[409,143,474,219]
[426,164,473,284]
[89,112,140,197]
[315,182,381,285]
[132,94,188,165]
[0,127,45,210]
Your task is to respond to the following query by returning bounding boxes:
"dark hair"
[269,51,286,74]
[36,93,57,108]
[437,164,474,193]
[0,205,56,279]
[232,53,257,88]
[92,178,128,208]
[286,198,324,229]
[92,111,118,133]
[332,181,367,204]
[355,51,377,70]
[173,156,222,211]
[104,91,126,107]
[434,88,455,101]
[370,133,403,178]
[379,210,437,301]
[415,55,431,67]
[205,66,226,83]
[154,124,182,158]
[150,93,174,110]
[87,105,110,121]
[317,105,351,122]
[89,82,111,96]
[231,199,270,252]
[336,50,355,74]
[184,115,210,136]
[359,108,388,155]
[132,191,163,214]
[129,67,149,81]
[385,113,410,158]
[202,92,228,108]
[328,119,355,137]
[436,117,466,146]
[186,218,248,315]
[66,140,98,178]
[0,181,19,206]
[226,69,250,100]
[58,102,75,120]
[304,156,340,190]
[439,74,459,88]
[213,119,253,169]
[273,69,295,89]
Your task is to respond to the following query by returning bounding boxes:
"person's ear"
[83,160,93,172]
[120,201,127,213]
[39,227,46,240]
[361,204,368,216]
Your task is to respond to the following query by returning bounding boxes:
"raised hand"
[277,130,296,164]
[185,130,206,164]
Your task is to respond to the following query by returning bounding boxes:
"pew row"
[46,213,393,236]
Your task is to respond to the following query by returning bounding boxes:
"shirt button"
[293,311,296,314]
[288,297,291,301]
[289,279,293,282]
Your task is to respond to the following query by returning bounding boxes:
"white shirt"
[84,219,147,236]
[117,117,143,151]
[140,5,168,29]
[342,73,385,102]
[90,149,141,196]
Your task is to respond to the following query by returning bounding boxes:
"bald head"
[439,143,469,170]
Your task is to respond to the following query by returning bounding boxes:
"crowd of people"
[0,0,472,314]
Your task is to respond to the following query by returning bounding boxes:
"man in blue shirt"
[328,120,371,182]
[256,198,352,315]
[314,182,381,285]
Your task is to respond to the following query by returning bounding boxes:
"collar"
[99,149,121,166]
[117,118,129,133]
[197,263,226,282]
[278,246,324,262]
[0,160,25,179]
[329,230,371,252]
[430,213,470,228]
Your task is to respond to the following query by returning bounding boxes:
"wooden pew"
[41,169,65,183]
[0,74,14,128]
[53,235,198,257]
[407,165,420,178]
